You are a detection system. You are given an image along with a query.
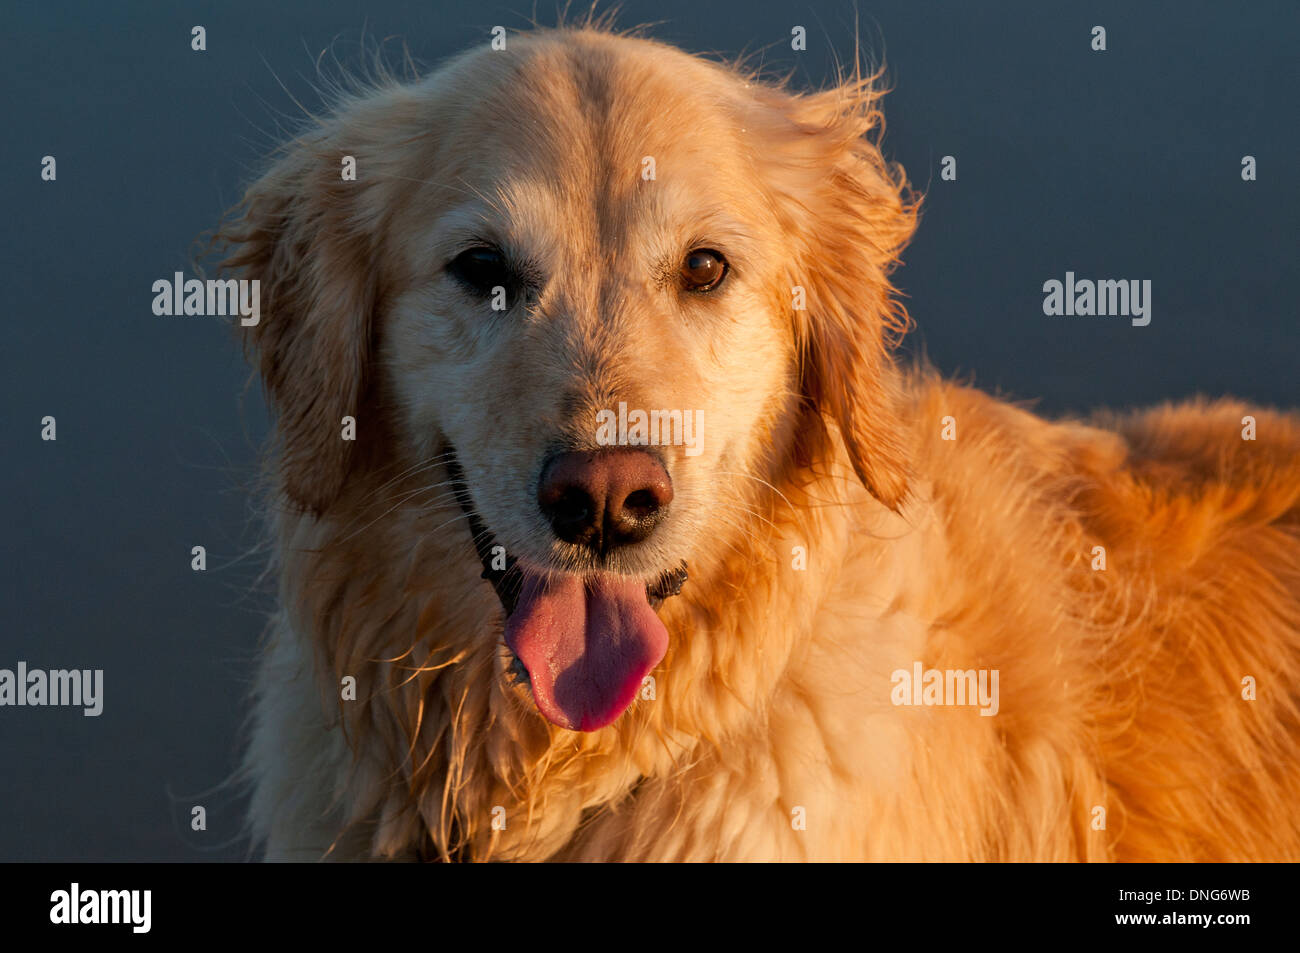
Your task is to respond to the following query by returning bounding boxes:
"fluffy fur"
[218,25,1300,862]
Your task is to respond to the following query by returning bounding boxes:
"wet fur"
[221,26,1300,861]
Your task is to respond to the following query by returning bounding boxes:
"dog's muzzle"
[443,448,688,617]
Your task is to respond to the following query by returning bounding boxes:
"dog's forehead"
[411,32,767,261]
[440,34,749,191]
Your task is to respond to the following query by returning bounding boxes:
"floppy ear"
[756,73,920,509]
[217,114,389,515]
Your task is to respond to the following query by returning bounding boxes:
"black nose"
[537,449,673,552]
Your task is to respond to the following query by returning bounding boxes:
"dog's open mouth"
[446,450,687,731]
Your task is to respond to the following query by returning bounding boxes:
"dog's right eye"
[447,246,512,298]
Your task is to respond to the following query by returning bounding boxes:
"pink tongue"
[504,573,668,731]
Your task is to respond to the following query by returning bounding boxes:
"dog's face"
[382,38,811,730]
[223,29,918,734]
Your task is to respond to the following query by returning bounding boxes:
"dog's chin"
[444,449,687,732]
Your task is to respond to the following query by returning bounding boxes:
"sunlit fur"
[219,25,1300,861]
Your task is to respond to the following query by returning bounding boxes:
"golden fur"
[218,25,1300,861]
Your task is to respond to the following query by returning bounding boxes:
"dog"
[217,24,1300,861]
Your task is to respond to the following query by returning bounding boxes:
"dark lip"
[445,447,526,614]
[443,446,688,619]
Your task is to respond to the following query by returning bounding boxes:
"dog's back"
[1085,399,1300,860]
[898,381,1300,860]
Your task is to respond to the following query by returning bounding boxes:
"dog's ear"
[216,110,394,515]
[755,73,920,509]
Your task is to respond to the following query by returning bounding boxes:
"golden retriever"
[217,24,1300,861]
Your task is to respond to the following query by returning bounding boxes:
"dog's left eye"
[680,249,728,292]
[448,245,512,298]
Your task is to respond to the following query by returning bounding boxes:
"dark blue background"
[3,0,1296,860]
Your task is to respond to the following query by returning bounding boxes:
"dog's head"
[222,28,917,735]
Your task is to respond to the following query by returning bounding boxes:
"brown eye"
[680,248,727,292]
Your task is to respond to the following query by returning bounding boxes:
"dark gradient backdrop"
[3,0,1296,860]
